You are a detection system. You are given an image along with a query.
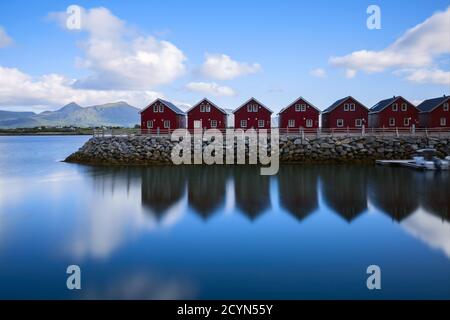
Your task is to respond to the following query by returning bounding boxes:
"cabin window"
[159,105,164,112]
[344,104,349,111]
[146,120,153,129]
[337,119,344,127]
[240,120,247,128]
[194,120,201,129]
[258,120,265,128]
[301,104,307,112]
[404,118,410,126]
[205,104,210,112]
[153,105,158,113]
[306,119,313,127]
[164,120,170,128]
[401,103,407,111]
[389,118,395,126]
[253,104,258,112]
[200,105,205,112]
[444,103,449,111]
[247,105,252,112]
[295,104,301,112]
[210,120,217,128]
[355,119,362,127]
[440,117,446,126]
[392,103,398,111]
[350,103,356,111]
[288,119,295,127]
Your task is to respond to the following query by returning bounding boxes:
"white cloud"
[310,68,327,78]
[345,69,357,79]
[400,68,450,85]
[0,26,12,48]
[185,81,236,97]
[329,6,450,85]
[200,53,261,80]
[50,7,186,90]
[0,65,161,110]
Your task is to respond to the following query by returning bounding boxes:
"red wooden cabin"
[417,95,450,128]
[322,96,368,129]
[233,98,272,130]
[187,98,228,131]
[140,98,186,133]
[369,96,419,128]
[278,97,320,130]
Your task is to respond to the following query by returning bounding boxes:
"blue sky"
[0,0,449,112]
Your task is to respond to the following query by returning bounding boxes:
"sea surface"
[0,135,449,299]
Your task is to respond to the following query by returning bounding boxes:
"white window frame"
[301,104,307,112]
[153,105,159,113]
[350,103,356,111]
[240,120,247,128]
[258,120,265,128]
[443,103,449,111]
[210,120,217,128]
[159,105,164,112]
[288,119,295,127]
[295,104,301,112]
[404,118,410,126]
[344,104,349,111]
[163,120,170,129]
[440,117,446,126]
[200,105,205,112]
[247,105,252,112]
[401,103,407,111]
[392,103,398,111]
[306,119,313,128]
[389,118,395,126]
[355,119,362,127]
[206,105,211,112]
[147,120,153,129]
[193,120,201,129]
[337,119,344,127]
[252,104,258,112]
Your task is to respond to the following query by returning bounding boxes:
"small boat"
[376,149,450,171]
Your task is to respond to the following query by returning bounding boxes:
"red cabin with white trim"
[187,98,228,131]
[369,96,419,128]
[322,96,368,129]
[278,97,320,130]
[233,98,272,130]
[140,98,186,133]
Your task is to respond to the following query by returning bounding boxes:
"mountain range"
[0,102,142,128]
[0,103,279,128]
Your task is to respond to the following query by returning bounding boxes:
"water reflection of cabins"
[320,166,368,222]
[278,166,319,221]
[187,167,228,219]
[233,166,270,220]
[141,166,186,219]
[417,171,450,221]
[368,167,419,221]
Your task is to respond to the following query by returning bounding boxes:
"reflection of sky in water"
[0,136,449,299]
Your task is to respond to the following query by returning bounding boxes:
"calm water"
[0,136,449,299]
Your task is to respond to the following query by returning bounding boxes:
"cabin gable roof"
[233,97,273,114]
[140,98,186,115]
[278,96,321,115]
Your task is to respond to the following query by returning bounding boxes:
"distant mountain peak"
[60,102,82,112]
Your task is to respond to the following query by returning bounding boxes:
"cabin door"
[194,120,202,129]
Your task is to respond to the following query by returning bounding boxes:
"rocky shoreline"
[64,135,450,165]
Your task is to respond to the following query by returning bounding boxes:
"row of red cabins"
[140,95,450,131]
